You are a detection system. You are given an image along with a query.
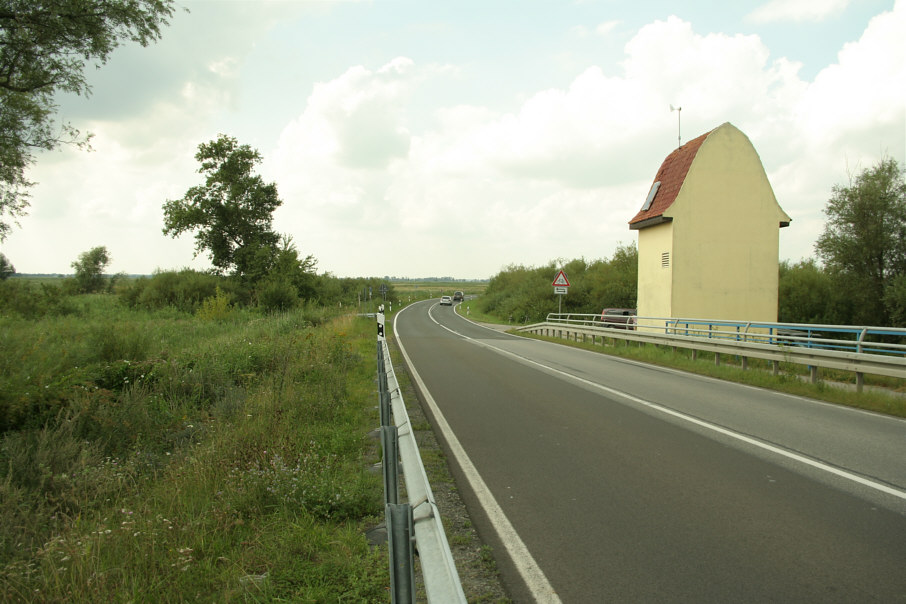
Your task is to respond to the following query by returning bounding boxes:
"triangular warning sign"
[552,270,570,287]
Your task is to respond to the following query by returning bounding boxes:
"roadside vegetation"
[0,293,389,601]
[480,244,638,325]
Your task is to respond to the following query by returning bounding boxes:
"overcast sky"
[2,0,904,279]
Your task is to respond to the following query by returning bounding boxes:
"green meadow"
[0,294,388,601]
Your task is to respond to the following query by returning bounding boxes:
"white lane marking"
[432,310,906,503]
[395,303,563,603]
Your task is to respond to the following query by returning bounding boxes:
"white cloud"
[596,20,621,36]
[747,0,852,23]
[450,17,805,188]
[772,0,906,260]
[797,1,906,143]
[278,57,415,173]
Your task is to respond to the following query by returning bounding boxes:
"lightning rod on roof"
[670,104,682,148]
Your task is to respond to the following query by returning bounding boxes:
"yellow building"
[629,122,791,323]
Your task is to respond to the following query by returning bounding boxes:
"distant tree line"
[0,257,395,319]
[0,133,397,318]
[481,243,638,324]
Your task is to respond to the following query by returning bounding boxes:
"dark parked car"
[600,308,636,329]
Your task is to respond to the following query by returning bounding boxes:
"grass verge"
[0,296,388,601]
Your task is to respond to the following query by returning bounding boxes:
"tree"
[588,242,638,310]
[778,259,837,324]
[72,245,110,293]
[815,158,906,325]
[0,0,176,240]
[163,135,282,279]
[0,252,13,279]
[884,274,906,327]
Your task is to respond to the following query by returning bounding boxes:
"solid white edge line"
[394,302,563,603]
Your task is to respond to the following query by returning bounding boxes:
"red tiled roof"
[629,128,712,228]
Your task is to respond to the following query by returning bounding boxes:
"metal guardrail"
[376,308,467,603]
[520,314,905,390]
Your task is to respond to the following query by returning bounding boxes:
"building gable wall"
[635,123,790,322]
[637,222,673,319]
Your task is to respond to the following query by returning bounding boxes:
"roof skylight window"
[641,180,661,211]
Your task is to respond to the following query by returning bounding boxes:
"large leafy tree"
[163,135,282,279]
[71,245,110,293]
[0,0,176,240]
[815,158,906,325]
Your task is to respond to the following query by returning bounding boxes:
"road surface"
[394,299,906,603]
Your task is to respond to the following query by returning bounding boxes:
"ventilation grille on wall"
[661,252,670,268]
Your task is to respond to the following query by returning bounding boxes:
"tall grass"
[0,296,387,601]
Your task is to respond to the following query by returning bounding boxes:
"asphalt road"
[394,299,906,603]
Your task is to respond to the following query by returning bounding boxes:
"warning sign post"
[552,270,570,313]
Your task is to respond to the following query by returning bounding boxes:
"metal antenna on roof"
[670,104,682,148]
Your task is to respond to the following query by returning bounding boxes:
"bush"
[258,277,298,313]
[119,269,225,312]
[0,280,79,319]
[196,286,234,321]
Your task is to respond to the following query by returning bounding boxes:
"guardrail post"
[380,385,391,428]
[381,425,400,505]
[377,344,391,428]
[386,502,416,603]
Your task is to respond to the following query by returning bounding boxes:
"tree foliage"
[815,158,906,325]
[778,259,838,324]
[71,245,111,293]
[480,243,638,323]
[0,0,176,240]
[163,135,283,279]
[0,252,13,279]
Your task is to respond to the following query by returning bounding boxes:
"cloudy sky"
[2,0,904,279]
